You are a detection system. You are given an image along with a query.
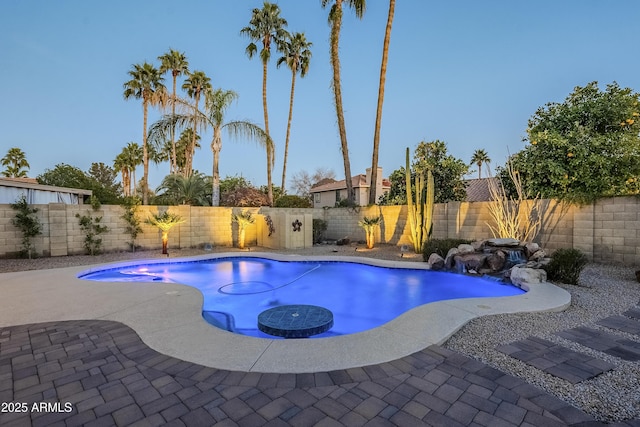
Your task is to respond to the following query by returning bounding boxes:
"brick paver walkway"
[496,337,614,384]
[0,320,626,426]
[557,326,640,362]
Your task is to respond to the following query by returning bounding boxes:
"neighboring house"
[0,177,92,204]
[464,177,499,202]
[310,167,391,208]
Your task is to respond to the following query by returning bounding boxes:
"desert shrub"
[543,248,588,285]
[422,238,473,262]
[220,187,268,207]
[274,195,312,208]
[313,219,328,243]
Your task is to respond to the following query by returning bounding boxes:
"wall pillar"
[48,203,68,257]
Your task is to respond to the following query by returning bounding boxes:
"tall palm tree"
[113,153,131,197]
[470,149,491,179]
[124,142,143,196]
[148,89,272,206]
[158,49,189,174]
[277,31,312,192]
[369,0,395,205]
[182,70,211,177]
[1,147,30,178]
[123,62,166,204]
[321,0,366,204]
[241,1,288,206]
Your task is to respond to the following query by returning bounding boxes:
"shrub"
[75,196,109,255]
[10,195,42,259]
[422,238,473,262]
[543,248,588,285]
[274,195,312,208]
[313,219,328,243]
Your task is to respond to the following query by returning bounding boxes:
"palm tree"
[231,210,256,249]
[146,211,185,255]
[123,62,166,204]
[148,89,272,206]
[182,70,212,176]
[113,153,131,197]
[241,1,288,206]
[277,31,312,192]
[470,149,491,179]
[158,49,189,174]
[369,0,395,205]
[155,172,211,206]
[124,142,143,196]
[321,0,366,204]
[1,147,30,178]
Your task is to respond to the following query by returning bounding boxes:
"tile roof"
[465,177,499,202]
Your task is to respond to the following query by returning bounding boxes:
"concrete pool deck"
[0,252,570,374]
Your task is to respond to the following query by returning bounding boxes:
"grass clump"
[422,238,473,262]
[543,248,588,285]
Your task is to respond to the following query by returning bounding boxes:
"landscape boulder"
[428,253,445,270]
[487,250,507,272]
[510,266,547,287]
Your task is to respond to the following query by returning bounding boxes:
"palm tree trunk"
[281,69,297,191]
[211,127,222,206]
[478,162,482,179]
[330,1,354,203]
[188,95,200,177]
[142,100,149,205]
[171,74,178,174]
[369,0,395,205]
[262,60,273,206]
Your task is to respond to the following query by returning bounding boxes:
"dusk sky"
[2,1,639,192]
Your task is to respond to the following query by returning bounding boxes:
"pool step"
[496,337,614,384]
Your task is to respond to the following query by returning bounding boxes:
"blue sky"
[2,1,639,192]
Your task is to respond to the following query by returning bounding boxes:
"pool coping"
[0,252,571,373]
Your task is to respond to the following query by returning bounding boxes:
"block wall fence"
[1,196,639,265]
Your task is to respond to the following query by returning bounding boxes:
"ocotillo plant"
[405,147,434,253]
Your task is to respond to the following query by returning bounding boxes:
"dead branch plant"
[486,162,542,242]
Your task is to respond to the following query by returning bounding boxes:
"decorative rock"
[444,248,458,269]
[525,242,541,257]
[510,266,547,286]
[487,238,520,247]
[530,249,547,261]
[428,253,445,270]
[454,253,488,272]
[336,237,350,246]
[471,240,485,251]
[487,250,507,272]
[457,244,475,254]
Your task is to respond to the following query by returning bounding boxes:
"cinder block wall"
[2,197,639,264]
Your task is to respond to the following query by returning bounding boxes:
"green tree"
[321,0,366,204]
[369,0,395,205]
[2,147,30,178]
[277,31,312,191]
[123,62,166,204]
[518,81,640,204]
[470,149,491,179]
[414,140,469,203]
[158,48,189,174]
[182,70,212,176]
[87,162,121,204]
[37,163,89,189]
[241,1,288,206]
[380,142,469,205]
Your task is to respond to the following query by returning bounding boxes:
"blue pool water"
[79,257,525,339]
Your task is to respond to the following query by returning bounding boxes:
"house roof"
[465,177,498,202]
[310,175,391,193]
[0,177,93,195]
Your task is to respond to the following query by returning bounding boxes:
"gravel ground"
[1,244,638,422]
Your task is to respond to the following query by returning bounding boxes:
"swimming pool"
[79,256,524,339]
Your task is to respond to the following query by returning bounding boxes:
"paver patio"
[0,319,621,427]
